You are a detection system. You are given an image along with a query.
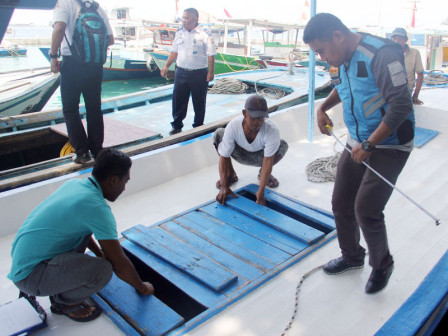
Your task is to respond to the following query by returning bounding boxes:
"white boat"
[0,86,446,335]
[0,69,60,117]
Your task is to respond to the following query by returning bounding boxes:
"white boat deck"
[0,88,447,335]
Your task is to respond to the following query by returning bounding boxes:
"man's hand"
[317,107,333,135]
[207,71,214,82]
[216,186,238,205]
[160,66,168,78]
[351,143,371,163]
[412,96,423,105]
[137,282,154,296]
[50,58,59,74]
[256,192,266,206]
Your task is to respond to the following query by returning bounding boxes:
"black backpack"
[65,0,108,65]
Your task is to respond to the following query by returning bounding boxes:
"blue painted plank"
[162,221,264,281]
[172,215,276,271]
[99,273,184,336]
[121,240,226,308]
[91,293,141,336]
[226,197,325,244]
[179,211,290,265]
[414,127,439,148]
[200,203,307,254]
[243,184,336,231]
[123,225,238,292]
[375,250,448,336]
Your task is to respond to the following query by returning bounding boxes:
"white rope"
[258,87,286,99]
[306,132,348,183]
[208,71,288,98]
[208,78,248,94]
[305,152,341,183]
[424,71,448,86]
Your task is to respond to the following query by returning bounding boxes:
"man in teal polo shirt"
[8,148,154,322]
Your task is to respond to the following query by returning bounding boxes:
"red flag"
[224,8,232,18]
[410,2,416,28]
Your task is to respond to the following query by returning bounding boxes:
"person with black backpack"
[50,0,114,164]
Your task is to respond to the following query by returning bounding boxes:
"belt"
[176,66,206,71]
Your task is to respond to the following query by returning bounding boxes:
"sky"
[8,0,448,30]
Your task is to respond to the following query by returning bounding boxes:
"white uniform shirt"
[218,115,281,158]
[53,0,113,56]
[171,26,216,70]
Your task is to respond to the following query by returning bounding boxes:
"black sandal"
[50,298,102,322]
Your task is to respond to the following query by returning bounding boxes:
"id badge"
[329,66,341,85]
[192,39,198,55]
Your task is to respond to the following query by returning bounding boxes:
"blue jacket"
[333,34,414,145]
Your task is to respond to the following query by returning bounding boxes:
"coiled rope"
[424,70,448,86]
[208,70,288,98]
[208,78,249,94]
[60,141,75,157]
[305,152,341,183]
[305,133,346,183]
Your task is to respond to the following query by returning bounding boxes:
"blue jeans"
[60,57,104,156]
[171,67,208,129]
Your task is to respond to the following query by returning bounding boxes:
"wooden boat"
[0,68,60,117]
[39,47,159,81]
[0,87,446,336]
[147,26,260,79]
[0,67,331,189]
[0,44,27,56]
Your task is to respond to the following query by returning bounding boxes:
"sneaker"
[365,264,394,294]
[323,256,364,275]
[72,152,91,164]
[169,128,182,135]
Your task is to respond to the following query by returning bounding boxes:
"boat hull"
[0,72,60,117]
[148,51,260,76]
[39,47,157,81]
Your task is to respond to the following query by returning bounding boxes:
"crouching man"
[8,148,154,322]
[214,94,288,206]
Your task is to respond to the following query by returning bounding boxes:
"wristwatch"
[49,53,58,59]
[361,140,375,152]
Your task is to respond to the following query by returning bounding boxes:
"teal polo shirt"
[8,177,118,282]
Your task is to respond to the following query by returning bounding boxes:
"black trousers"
[171,67,208,129]
[60,57,104,156]
[332,147,410,270]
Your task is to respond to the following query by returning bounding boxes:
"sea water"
[0,45,169,110]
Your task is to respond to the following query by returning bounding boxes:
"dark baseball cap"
[244,94,269,118]
[391,27,407,38]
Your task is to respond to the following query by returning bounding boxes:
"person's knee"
[91,258,113,288]
[331,193,353,216]
[213,128,225,151]
[273,140,288,165]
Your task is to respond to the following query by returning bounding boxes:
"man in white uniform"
[161,8,216,135]
[50,0,114,163]
[214,95,288,206]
